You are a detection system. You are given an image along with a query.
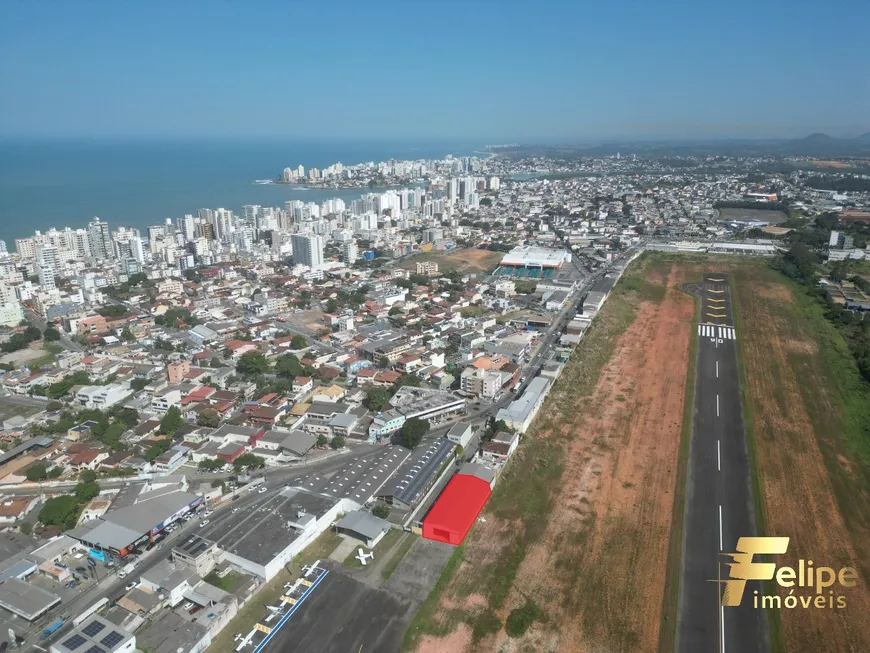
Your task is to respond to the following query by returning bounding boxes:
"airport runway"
[677,274,768,653]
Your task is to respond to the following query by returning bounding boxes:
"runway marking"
[709,297,725,303]
[708,289,725,294]
[717,439,721,471]
[721,606,726,653]
[716,360,719,377]
[716,394,720,417]
[706,312,726,319]
[709,277,725,282]
[719,505,723,551]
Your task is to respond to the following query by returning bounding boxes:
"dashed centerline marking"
[717,439,721,471]
[716,394,720,417]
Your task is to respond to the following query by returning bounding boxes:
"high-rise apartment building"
[88,218,113,260]
[343,240,359,264]
[291,233,325,267]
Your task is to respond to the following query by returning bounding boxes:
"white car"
[258,486,267,494]
[200,519,210,527]
[125,581,138,591]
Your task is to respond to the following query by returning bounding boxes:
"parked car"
[200,520,210,527]
[125,581,138,591]
[258,487,267,494]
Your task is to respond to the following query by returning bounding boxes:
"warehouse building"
[334,511,391,548]
[206,488,353,581]
[68,486,203,559]
[0,577,61,621]
[495,376,552,433]
[422,473,492,545]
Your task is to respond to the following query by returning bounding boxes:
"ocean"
[0,138,479,243]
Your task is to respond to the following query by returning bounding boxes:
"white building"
[291,233,325,267]
[496,377,551,433]
[0,301,24,327]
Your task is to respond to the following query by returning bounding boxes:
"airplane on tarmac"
[355,549,374,566]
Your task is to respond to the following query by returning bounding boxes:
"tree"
[210,357,223,368]
[315,434,329,447]
[74,481,100,503]
[388,305,402,316]
[46,401,63,412]
[160,406,184,435]
[19,522,33,536]
[47,466,64,479]
[399,417,430,448]
[236,351,269,376]
[112,407,140,429]
[326,298,338,313]
[372,504,390,519]
[197,408,221,428]
[396,373,421,388]
[121,327,135,342]
[39,495,80,530]
[364,387,391,412]
[43,326,61,341]
[290,335,307,350]
[145,439,172,462]
[198,458,225,471]
[26,463,48,482]
[233,453,265,471]
[275,353,304,378]
[330,436,346,449]
[79,469,98,483]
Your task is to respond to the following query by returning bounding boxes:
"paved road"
[678,274,767,653]
[24,309,84,353]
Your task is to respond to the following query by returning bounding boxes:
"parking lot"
[261,571,412,653]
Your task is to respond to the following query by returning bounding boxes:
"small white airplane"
[355,549,374,566]
[302,560,321,578]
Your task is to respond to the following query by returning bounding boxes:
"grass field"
[409,253,694,652]
[397,248,504,275]
[731,264,870,652]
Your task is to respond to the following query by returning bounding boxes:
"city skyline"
[1,0,868,141]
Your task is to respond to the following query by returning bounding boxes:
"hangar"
[422,473,491,545]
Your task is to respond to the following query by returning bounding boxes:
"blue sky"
[1,0,867,141]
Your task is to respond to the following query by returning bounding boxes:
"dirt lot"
[410,256,695,652]
[717,207,788,225]
[811,160,851,168]
[398,248,504,275]
[732,266,870,653]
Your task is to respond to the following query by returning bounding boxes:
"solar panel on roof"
[83,646,105,653]
[63,634,87,650]
[82,621,106,637]
[100,631,125,648]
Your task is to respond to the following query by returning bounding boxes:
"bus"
[73,597,109,627]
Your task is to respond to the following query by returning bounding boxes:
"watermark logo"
[718,537,859,610]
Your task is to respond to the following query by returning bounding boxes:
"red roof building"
[422,474,492,545]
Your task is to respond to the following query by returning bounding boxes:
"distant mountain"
[784,132,870,156]
[796,133,836,144]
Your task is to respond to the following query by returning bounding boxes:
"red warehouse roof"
[422,473,492,545]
